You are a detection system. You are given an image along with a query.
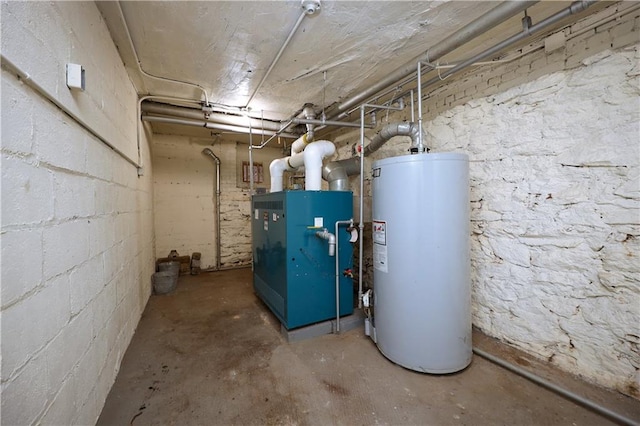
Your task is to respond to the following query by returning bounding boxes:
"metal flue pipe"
[202,148,222,270]
[328,1,538,118]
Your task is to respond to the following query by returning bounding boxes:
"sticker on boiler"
[372,220,386,245]
[373,243,388,273]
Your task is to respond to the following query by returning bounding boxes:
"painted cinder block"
[69,254,105,316]
[0,227,43,308]
[1,70,35,155]
[1,274,70,380]
[1,154,54,227]
[0,353,49,425]
[54,172,96,220]
[43,220,90,280]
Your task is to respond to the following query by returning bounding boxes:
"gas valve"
[342,268,353,278]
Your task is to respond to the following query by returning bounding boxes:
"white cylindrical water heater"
[370,153,471,373]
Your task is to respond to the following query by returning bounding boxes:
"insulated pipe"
[142,102,283,132]
[328,1,537,118]
[269,140,335,192]
[269,157,296,192]
[473,348,639,426]
[202,148,222,271]
[302,140,335,190]
[420,0,597,90]
[291,133,311,155]
[141,115,299,138]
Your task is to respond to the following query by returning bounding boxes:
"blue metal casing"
[252,190,354,330]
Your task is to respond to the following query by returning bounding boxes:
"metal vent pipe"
[327,1,538,119]
[322,122,423,190]
[202,148,222,271]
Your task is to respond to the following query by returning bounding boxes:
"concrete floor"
[98,269,640,426]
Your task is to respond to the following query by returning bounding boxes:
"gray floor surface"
[97,268,640,426]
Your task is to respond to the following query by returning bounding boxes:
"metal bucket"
[152,270,178,294]
[158,261,180,275]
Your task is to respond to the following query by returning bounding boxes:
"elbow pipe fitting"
[315,229,336,256]
[323,122,427,189]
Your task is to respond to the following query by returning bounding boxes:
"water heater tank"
[370,153,471,373]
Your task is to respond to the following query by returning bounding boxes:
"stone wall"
[329,4,639,397]
[1,3,155,424]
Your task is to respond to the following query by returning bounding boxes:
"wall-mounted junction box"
[66,63,85,91]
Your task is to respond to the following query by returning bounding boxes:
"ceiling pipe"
[291,117,375,129]
[141,102,283,132]
[141,115,299,138]
[202,148,222,271]
[116,1,210,104]
[419,0,597,90]
[245,0,320,109]
[325,1,538,119]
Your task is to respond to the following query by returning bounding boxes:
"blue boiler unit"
[252,190,354,330]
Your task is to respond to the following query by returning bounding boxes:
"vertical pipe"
[215,160,222,270]
[202,148,222,270]
[410,89,415,123]
[249,119,255,195]
[358,106,366,308]
[416,62,425,154]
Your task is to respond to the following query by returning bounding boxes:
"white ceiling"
[97,1,604,135]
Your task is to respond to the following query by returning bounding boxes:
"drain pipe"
[473,348,638,426]
[202,148,222,270]
[326,1,537,119]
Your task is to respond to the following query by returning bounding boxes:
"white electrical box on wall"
[66,63,85,91]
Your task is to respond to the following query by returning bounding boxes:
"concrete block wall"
[1,2,155,424]
[152,135,218,269]
[151,134,283,269]
[330,6,639,398]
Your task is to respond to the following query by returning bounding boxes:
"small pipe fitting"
[315,228,336,256]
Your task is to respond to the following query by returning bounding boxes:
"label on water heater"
[373,244,388,273]
[372,220,386,245]
[373,220,388,272]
